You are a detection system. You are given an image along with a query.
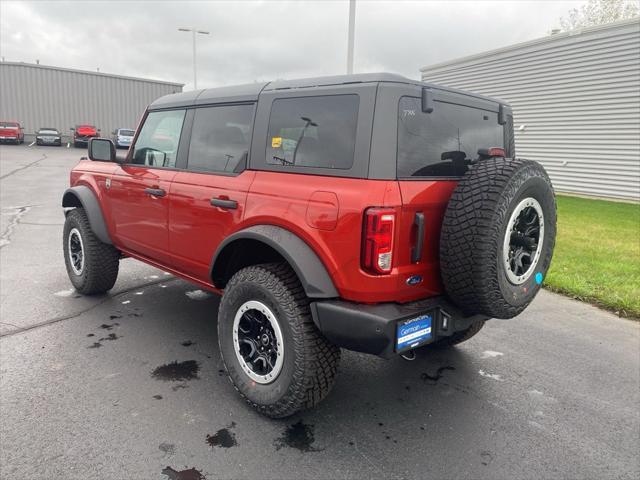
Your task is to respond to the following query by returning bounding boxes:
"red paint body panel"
[68,161,459,305]
[168,170,256,282]
[109,165,177,264]
[395,180,459,298]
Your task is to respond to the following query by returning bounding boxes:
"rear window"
[397,97,504,178]
[119,129,135,136]
[266,94,359,170]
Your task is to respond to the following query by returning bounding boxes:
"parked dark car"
[0,121,25,144]
[71,125,100,147]
[35,128,62,146]
[112,128,135,148]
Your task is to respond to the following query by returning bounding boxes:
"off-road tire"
[432,320,485,348]
[63,208,120,294]
[440,158,556,319]
[218,263,341,418]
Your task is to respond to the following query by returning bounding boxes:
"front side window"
[397,97,504,177]
[266,94,359,170]
[131,109,186,168]
[187,104,254,173]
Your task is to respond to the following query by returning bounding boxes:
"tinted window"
[131,109,185,168]
[397,97,504,178]
[119,129,135,136]
[266,95,359,170]
[187,105,253,173]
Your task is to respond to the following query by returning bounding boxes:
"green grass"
[544,195,640,319]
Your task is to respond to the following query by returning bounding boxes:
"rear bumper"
[310,296,488,358]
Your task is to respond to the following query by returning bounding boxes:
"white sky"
[0,0,588,90]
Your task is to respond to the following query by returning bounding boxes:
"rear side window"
[397,97,504,178]
[187,104,254,174]
[132,109,186,168]
[266,95,359,170]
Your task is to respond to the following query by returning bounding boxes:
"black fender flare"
[62,185,112,244]
[210,225,339,299]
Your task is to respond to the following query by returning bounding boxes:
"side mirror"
[97,129,101,132]
[88,138,116,162]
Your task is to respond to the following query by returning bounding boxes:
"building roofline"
[0,61,184,87]
[420,17,640,72]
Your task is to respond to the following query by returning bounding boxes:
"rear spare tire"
[440,158,556,319]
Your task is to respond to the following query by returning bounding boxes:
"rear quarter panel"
[245,171,431,303]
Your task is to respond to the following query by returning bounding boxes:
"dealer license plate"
[396,314,432,352]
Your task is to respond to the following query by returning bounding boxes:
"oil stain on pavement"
[206,422,238,448]
[161,466,206,480]
[151,360,200,382]
[274,420,320,452]
[421,366,455,384]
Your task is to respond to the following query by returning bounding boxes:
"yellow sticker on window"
[271,136,282,148]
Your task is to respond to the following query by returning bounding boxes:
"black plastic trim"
[210,225,339,299]
[61,186,112,244]
[311,296,488,358]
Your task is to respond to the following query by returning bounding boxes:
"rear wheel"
[63,208,120,294]
[218,263,340,418]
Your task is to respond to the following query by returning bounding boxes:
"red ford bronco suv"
[62,73,556,418]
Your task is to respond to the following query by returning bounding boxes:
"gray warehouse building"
[0,62,183,142]
[421,18,640,201]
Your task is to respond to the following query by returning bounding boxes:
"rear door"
[108,108,186,264]
[393,87,506,297]
[168,103,256,282]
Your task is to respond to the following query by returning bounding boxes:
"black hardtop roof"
[149,72,507,109]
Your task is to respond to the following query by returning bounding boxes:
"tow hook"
[401,350,416,361]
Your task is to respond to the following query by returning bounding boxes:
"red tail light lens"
[488,147,506,157]
[362,208,395,274]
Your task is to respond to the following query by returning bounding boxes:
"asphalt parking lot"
[1,144,639,480]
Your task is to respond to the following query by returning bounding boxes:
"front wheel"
[218,263,341,418]
[63,208,120,294]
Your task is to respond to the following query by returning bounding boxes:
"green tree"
[559,0,639,31]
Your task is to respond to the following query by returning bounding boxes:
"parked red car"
[0,121,25,144]
[71,124,100,148]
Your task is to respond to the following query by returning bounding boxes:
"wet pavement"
[1,145,639,479]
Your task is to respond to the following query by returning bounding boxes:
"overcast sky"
[1,0,587,90]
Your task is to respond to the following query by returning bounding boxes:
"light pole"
[346,0,356,74]
[178,27,210,90]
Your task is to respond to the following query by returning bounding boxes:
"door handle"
[411,212,425,263]
[144,187,166,197]
[210,197,238,210]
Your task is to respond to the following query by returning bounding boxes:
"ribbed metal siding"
[0,63,182,142]
[421,19,640,201]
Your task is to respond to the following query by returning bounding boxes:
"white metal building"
[0,62,183,142]
[421,18,640,201]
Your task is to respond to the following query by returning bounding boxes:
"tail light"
[362,208,396,275]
